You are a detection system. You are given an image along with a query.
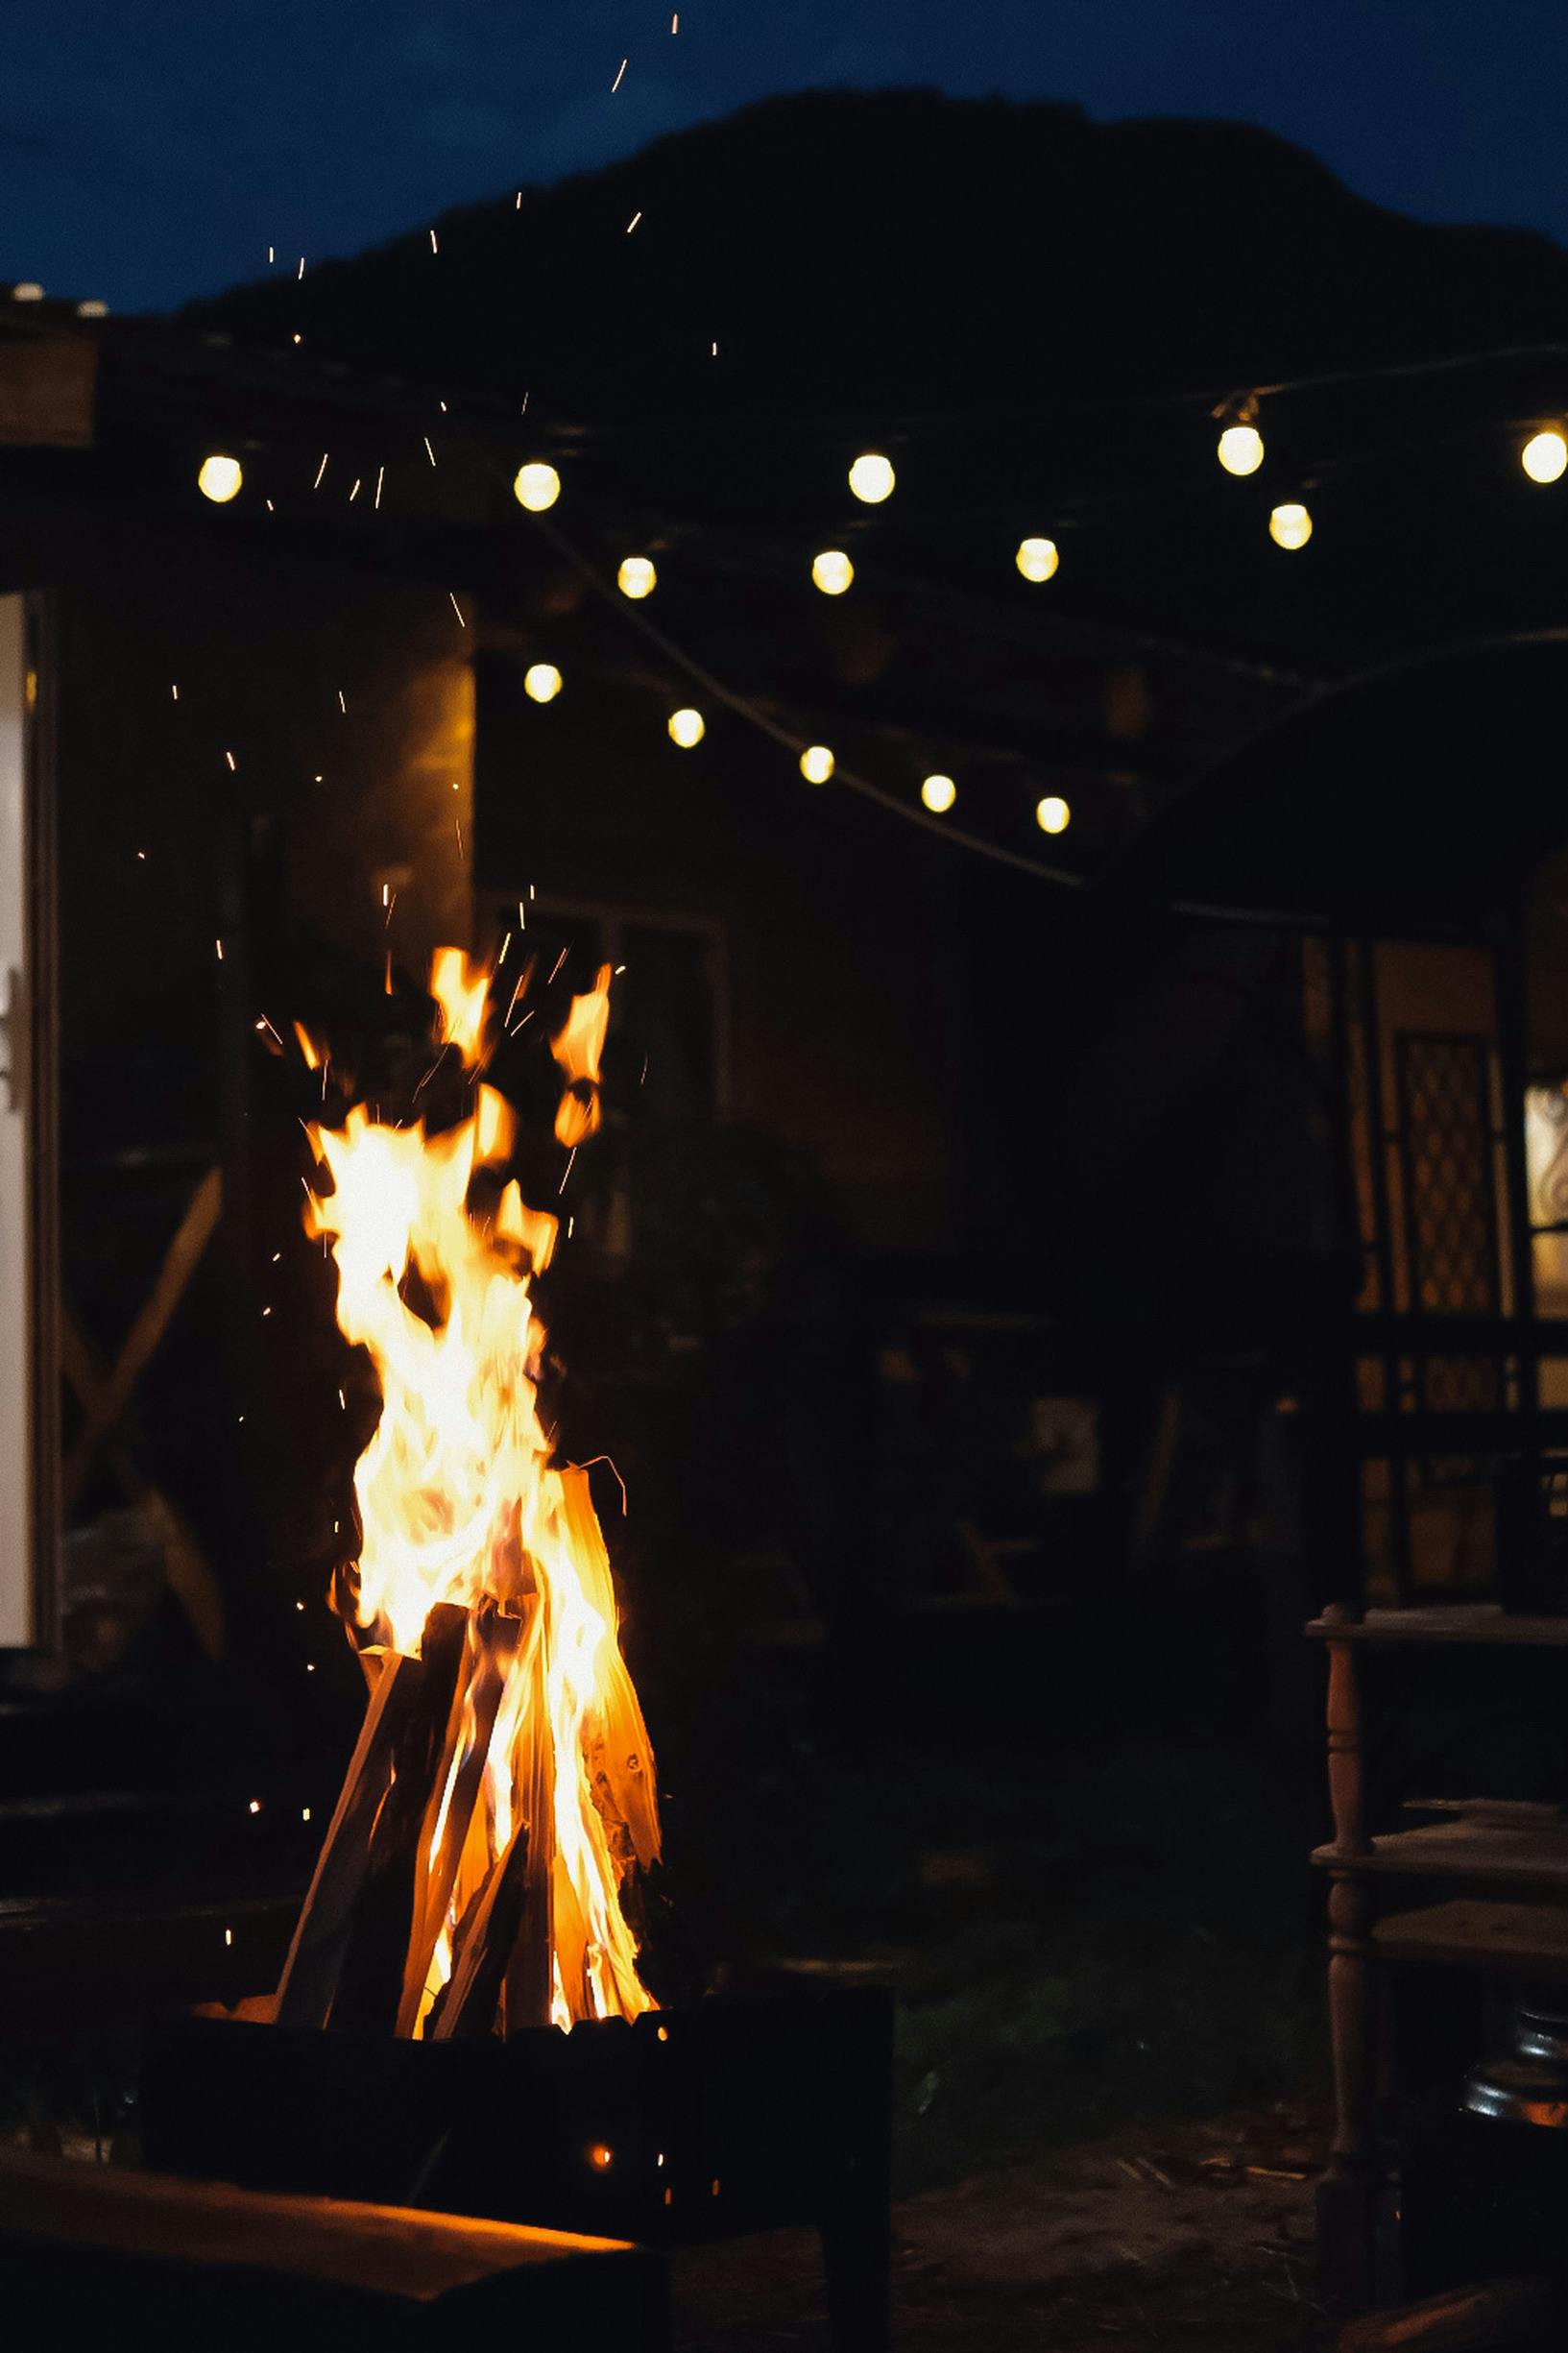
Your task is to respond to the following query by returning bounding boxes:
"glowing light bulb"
[848,451,895,504]
[921,773,956,813]
[1036,794,1071,835]
[668,707,705,747]
[800,744,834,785]
[1267,501,1313,550]
[198,453,244,504]
[811,548,854,595]
[513,460,562,511]
[1217,424,1265,476]
[1522,429,1568,485]
[1015,536,1059,583]
[523,663,563,702]
[617,555,657,598]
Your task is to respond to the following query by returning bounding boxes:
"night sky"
[6,0,1567,314]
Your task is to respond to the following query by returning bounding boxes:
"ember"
[275,949,659,2040]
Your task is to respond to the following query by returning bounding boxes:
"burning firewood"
[276,949,661,2041]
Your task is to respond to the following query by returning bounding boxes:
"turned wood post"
[1318,1601,1378,2310]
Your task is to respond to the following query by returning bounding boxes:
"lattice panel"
[1396,1034,1500,1316]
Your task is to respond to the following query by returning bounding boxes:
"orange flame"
[303,948,657,2034]
[551,962,611,1147]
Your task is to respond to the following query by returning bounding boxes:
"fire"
[277,950,659,2040]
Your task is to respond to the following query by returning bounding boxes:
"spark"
[215,938,225,961]
[454,815,465,856]
[338,689,347,714]
[249,1799,261,1815]
[292,332,302,345]
[626,210,642,234]
[295,1600,304,1611]
[515,190,522,210]
[225,749,236,771]
[225,1928,233,1947]
[612,57,627,90]
[547,944,569,983]
[509,1008,534,1035]
[302,1807,312,1823]
[671,11,679,28]
[135,850,147,861]
[506,970,527,1023]
[349,477,361,501]
[338,1388,346,1411]
[265,497,275,512]
[497,930,512,965]
[171,683,180,701]
[559,1146,577,1195]
[429,229,439,255]
[297,255,305,280]
[423,435,436,466]
[272,1251,281,1263]
[312,451,329,490]
[518,897,526,932]
[254,1015,283,1045]
[438,399,447,414]
[567,1214,574,1237]
[449,592,467,626]
[261,1306,272,1318]
[374,464,385,509]
[306,1663,316,1673]
[268,244,275,264]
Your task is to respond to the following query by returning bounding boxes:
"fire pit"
[140,949,893,2348]
[143,1980,891,2346]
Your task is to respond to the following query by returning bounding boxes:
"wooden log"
[503,1628,555,2035]
[394,1601,523,2036]
[428,1821,532,2040]
[275,1647,422,2031]
[328,1604,469,2035]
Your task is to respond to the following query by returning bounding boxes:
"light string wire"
[519,499,1089,890]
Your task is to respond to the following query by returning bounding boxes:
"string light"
[1036,795,1071,835]
[523,663,563,702]
[617,555,657,598]
[198,453,244,503]
[514,461,562,512]
[800,744,834,784]
[848,451,895,504]
[1521,428,1568,484]
[1267,500,1313,550]
[811,548,854,595]
[1015,536,1059,582]
[1217,423,1265,476]
[667,707,705,746]
[921,773,956,813]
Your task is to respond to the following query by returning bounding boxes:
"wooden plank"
[1372,1898,1568,1973]
[0,2145,668,2344]
[1307,1608,1568,1648]
[1338,2273,1561,2351]
[1313,1826,1568,1890]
